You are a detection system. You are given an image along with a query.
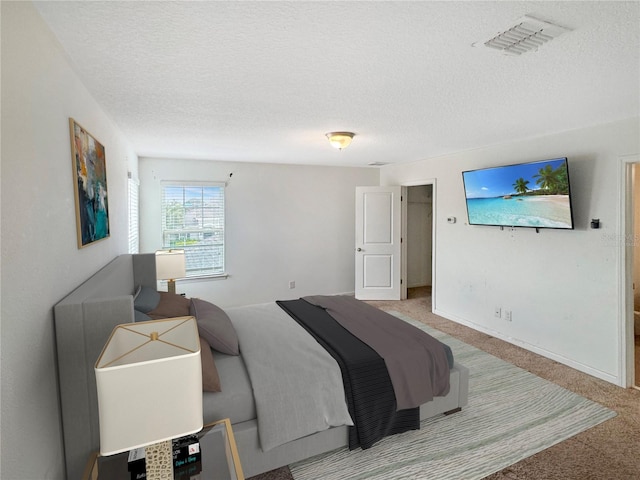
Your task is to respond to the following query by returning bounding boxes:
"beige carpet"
[250,288,640,480]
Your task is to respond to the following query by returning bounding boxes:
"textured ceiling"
[34,1,640,167]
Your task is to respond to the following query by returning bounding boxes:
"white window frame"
[160,181,226,279]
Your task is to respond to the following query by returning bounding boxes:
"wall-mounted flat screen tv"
[462,157,574,230]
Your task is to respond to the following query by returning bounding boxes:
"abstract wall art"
[69,118,110,248]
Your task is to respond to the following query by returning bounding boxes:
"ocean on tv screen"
[466,195,572,228]
[462,157,573,229]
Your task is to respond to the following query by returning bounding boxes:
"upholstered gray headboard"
[54,253,156,480]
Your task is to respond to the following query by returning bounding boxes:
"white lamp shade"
[95,316,203,455]
[155,249,186,281]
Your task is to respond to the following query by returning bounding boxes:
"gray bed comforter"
[304,295,451,409]
[226,303,354,451]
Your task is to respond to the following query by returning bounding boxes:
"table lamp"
[95,316,203,480]
[156,249,186,294]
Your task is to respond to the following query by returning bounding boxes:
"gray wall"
[1,2,138,478]
[1,4,378,478]
[381,117,640,386]
[139,158,379,307]
[2,3,638,480]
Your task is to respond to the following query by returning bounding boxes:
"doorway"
[402,182,435,309]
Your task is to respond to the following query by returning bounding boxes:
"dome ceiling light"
[326,132,355,150]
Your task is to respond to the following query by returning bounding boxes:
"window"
[127,173,139,254]
[161,182,225,277]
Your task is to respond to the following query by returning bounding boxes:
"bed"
[54,254,469,479]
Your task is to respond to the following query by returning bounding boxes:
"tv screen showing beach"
[462,158,574,229]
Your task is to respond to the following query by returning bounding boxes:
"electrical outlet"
[505,310,512,322]
[494,307,501,318]
[289,281,296,289]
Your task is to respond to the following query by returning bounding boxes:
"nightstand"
[83,418,244,480]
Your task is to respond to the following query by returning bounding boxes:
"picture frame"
[69,118,110,248]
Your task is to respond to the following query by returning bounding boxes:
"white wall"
[381,117,640,385]
[1,3,138,478]
[139,158,379,307]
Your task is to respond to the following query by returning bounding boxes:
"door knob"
[356,248,363,252]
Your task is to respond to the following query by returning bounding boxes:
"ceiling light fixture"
[326,132,355,150]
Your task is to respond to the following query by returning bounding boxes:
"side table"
[82,418,244,480]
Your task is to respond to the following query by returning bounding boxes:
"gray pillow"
[190,298,239,356]
[133,286,161,313]
[134,309,151,323]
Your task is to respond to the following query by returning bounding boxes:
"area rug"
[289,312,617,480]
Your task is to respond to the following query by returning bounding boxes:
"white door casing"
[619,153,640,388]
[355,186,402,300]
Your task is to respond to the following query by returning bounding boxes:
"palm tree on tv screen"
[513,177,530,195]
[533,164,556,192]
[533,163,569,195]
[554,163,570,194]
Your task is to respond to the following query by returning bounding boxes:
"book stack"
[173,434,202,479]
[127,435,202,480]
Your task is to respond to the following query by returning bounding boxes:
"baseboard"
[336,290,356,297]
[433,308,621,386]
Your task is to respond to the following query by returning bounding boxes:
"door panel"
[364,255,393,288]
[355,186,401,300]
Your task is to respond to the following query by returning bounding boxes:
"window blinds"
[127,174,139,254]
[161,182,225,277]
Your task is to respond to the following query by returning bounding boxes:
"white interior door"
[355,186,402,300]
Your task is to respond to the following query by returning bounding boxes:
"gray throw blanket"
[304,295,450,410]
[227,302,353,451]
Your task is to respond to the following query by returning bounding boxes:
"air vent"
[368,162,389,167]
[483,15,570,56]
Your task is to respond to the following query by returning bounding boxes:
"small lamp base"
[167,279,177,295]
[145,440,174,480]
